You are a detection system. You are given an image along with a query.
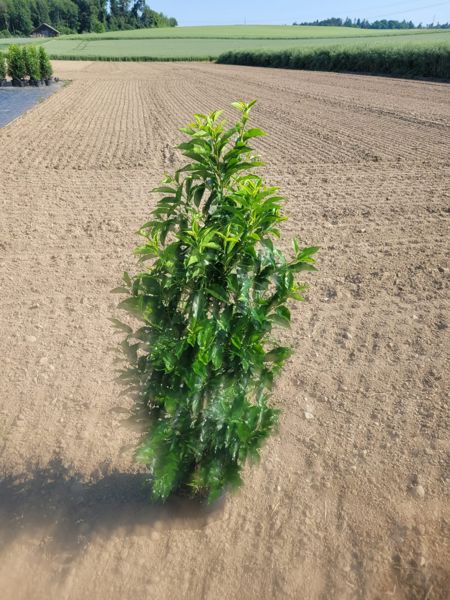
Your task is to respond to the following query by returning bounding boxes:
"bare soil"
[0,61,449,600]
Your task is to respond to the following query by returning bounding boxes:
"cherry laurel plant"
[114,101,318,503]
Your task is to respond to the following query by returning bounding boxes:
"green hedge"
[0,52,6,79]
[217,44,450,79]
[5,44,53,80]
[47,54,214,62]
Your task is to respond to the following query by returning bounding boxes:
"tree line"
[293,17,450,30]
[0,0,178,36]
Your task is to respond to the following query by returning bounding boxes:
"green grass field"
[0,38,39,52]
[31,26,450,61]
[60,25,448,41]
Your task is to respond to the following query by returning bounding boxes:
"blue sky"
[151,1,450,26]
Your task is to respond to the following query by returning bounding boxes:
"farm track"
[0,61,449,599]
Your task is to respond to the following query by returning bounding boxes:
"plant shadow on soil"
[0,456,225,557]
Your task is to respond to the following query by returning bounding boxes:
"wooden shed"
[31,23,60,38]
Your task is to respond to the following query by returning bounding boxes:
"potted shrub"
[114,101,318,503]
[38,46,53,85]
[7,44,26,86]
[0,52,6,86]
[23,46,41,86]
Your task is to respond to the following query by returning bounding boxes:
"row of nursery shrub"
[46,54,213,62]
[217,44,450,79]
[0,45,53,86]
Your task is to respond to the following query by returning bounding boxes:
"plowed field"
[0,61,449,600]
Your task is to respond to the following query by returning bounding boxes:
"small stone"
[39,357,48,365]
[413,485,425,498]
[30,304,40,309]
[343,332,352,340]
[26,335,37,343]
[416,524,426,535]
[304,411,314,420]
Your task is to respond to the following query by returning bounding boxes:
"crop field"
[0,61,449,599]
[0,37,39,51]
[35,26,450,61]
[62,24,448,40]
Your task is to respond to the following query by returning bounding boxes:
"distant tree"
[140,5,153,27]
[0,0,177,34]
[30,0,50,26]
[77,0,91,31]
[91,16,104,31]
[9,0,33,34]
[109,0,118,17]
[91,0,107,26]
[130,0,143,19]
[0,0,10,30]
[49,0,79,32]
[117,0,129,18]
[294,16,422,30]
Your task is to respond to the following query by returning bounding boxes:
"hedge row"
[217,44,450,79]
[0,45,53,83]
[46,54,214,62]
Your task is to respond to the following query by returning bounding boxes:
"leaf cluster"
[115,101,318,502]
[5,44,52,81]
[0,53,6,80]
[38,46,53,80]
[23,45,40,81]
[6,44,26,80]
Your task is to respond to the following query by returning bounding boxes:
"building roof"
[31,23,60,34]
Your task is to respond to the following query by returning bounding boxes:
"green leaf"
[206,284,228,303]
[289,262,318,273]
[264,346,292,363]
[268,306,291,328]
[243,128,266,140]
[193,184,206,207]
[187,254,199,266]
[298,246,320,259]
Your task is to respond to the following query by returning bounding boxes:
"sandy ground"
[0,61,449,600]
